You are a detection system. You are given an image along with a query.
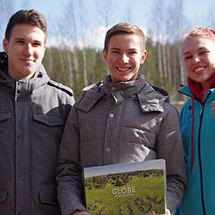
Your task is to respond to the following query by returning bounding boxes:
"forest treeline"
[43,37,185,103]
[1,0,215,105]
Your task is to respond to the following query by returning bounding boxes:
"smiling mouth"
[116,67,131,71]
[194,67,204,73]
[20,57,34,61]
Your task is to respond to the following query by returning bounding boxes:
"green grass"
[85,174,165,214]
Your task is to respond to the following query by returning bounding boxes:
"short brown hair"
[5,9,47,42]
[104,22,146,52]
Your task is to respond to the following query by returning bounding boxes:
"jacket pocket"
[38,190,58,206]
[0,112,11,122]
[0,191,7,203]
[33,114,63,126]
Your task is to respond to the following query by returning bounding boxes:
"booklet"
[84,159,166,215]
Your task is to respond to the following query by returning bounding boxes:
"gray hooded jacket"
[57,75,187,214]
[0,52,75,215]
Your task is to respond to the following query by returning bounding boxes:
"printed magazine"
[84,159,166,215]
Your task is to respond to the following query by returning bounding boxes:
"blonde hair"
[185,27,215,39]
[177,27,215,55]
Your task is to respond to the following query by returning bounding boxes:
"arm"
[56,107,87,215]
[157,105,187,213]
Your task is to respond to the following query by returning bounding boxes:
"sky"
[1,0,215,50]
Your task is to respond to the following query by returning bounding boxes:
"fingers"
[211,101,215,120]
[148,211,158,215]
[148,208,171,215]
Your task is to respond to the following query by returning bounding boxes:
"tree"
[0,0,14,47]
[96,0,114,75]
[166,0,188,90]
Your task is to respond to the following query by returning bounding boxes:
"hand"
[148,211,159,215]
[166,209,171,215]
[211,101,215,119]
[73,211,90,215]
[148,209,171,215]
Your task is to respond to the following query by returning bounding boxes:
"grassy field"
[85,173,165,214]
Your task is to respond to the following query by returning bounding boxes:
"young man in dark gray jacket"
[56,22,187,215]
[0,9,75,215]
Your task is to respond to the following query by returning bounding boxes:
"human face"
[3,24,46,79]
[103,33,147,82]
[182,37,215,89]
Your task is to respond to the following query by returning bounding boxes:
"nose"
[193,55,200,64]
[23,44,33,56]
[120,53,129,63]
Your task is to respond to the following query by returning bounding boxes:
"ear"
[3,38,9,53]
[103,49,108,63]
[43,45,46,52]
[140,50,147,64]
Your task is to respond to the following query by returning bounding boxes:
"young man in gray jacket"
[56,23,187,215]
[0,9,75,215]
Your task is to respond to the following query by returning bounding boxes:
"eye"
[16,40,24,44]
[111,50,120,54]
[129,51,137,54]
[184,55,192,60]
[33,42,42,47]
[200,50,209,55]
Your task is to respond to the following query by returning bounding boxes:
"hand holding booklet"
[84,159,166,215]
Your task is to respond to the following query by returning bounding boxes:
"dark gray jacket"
[57,75,187,214]
[0,52,75,215]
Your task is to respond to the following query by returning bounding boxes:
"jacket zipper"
[198,92,211,215]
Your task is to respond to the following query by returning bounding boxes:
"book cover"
[84,159,166,215]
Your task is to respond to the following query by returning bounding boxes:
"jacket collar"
[103,75,146,105]
[76,75,169,113]
[179,84,215,103]
[179,85,192,97]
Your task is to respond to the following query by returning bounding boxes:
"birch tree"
[59,0,79,88]
[167,0,187,89]
[0,0,14,49]
[149,0,168,87]
[96,0,114,75]
[78,0,88,87]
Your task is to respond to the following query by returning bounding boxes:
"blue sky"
[14,0,215,29]
[1,0,215,50]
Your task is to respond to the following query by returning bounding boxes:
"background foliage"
[1,0,215,106]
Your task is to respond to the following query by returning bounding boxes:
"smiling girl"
[174,28,215,215]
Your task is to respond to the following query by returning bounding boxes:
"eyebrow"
[14,37,25,41]
[183,47,205,56]
[14,37,43,43]
[110,47,138,51]
[110,47,120,51]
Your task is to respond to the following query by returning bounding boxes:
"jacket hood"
[0,52,8,70]
[138,83,170,113]
[180,75,215,102]
[76,75,170,113]
[0,52,50,92]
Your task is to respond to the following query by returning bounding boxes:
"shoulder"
[80,81,104,99]
[150,85,170,101]
[47,80,74,97]
[82,81,104,93]
[75,81,105,112]
[138,82,172,113]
